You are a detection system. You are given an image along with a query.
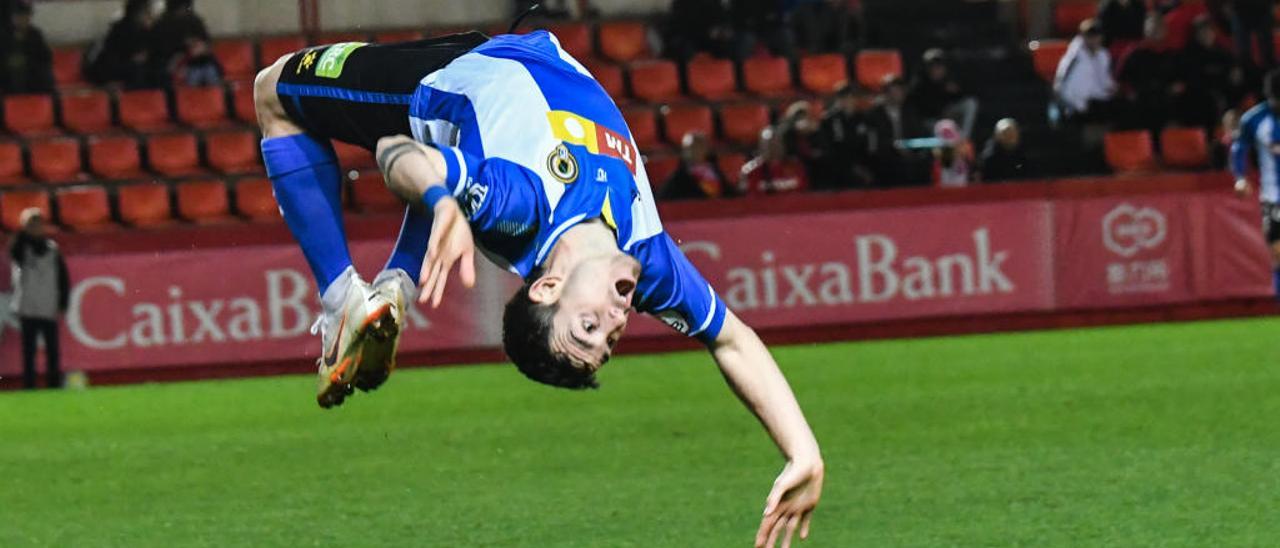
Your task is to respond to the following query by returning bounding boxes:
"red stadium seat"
[231,82,257,124]
[1030,40,1069,83]
[1104,130,1157,174]
[855,50,903,91]
[29,138,84,183]
[234,177,279,220]
[259,35,308,67]
[660,104,714,145]
[799,53,849,95]
[88,135,144,179]
[176,86,230,128]
[118,89,173,132]
[146,133,204,177]
[742,56,793,97]
[1160,127,1209,169]
[315,31,370,44]
[176,180,231,222]
[333,141,375,170]
[56,186,113,230]
[118,182,173,226]
[598,21,650,63]
[60,90,113,134]
[716,150,748,186]
[643,153,679,190]
[628,60,681,103]
[3,94,57,136]
[1055,0,1098,37]
[0,141,26,185]
[213,39,257,82]
[719,102,771,146]
[206,130,261,174]
[686,56,737,100]
[546,22,592,59]
[52,46,85,88]
[351,170,401,212]
[373,30,425,43]
[623,107,660,150]
[1,190,51,231]
[583,60,625,99]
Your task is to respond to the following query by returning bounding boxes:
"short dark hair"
[502,273,600,390]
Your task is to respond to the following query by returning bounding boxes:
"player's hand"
[419,198,476,307]
[1235,178,1252,198]
[755,458,824,548]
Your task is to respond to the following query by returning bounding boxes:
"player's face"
[545,255,641,370]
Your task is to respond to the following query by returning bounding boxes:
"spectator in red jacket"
[660,131,732,200]
[741,127,810,195]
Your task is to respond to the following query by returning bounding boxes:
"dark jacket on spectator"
[666,0,730,59]
[906,71,966,120]
[86,13,154,88]
[815,109,876,188]
[0,22,54,93]
[979,139,1030,182]
[1179,35,1242,108]
[148,1,209,84]
[1098,0,1149,44]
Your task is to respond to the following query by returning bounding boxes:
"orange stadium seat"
[628,60,681,103]
[643,153,679,189]
[146,133,204,177]
[1104,130,1156,174]
[60,90,113,134]
[598,21,649,63]
[332,141,375,170]
[1,189,51,231]
[547,22,593,59]
[176,86,230,128]
[230,82,257,124]
[373,30,425,43]
[582,60,625,98]
[4,94,57,136]
[1030,40,1069,82]
[0,141,26,185]
[661,104,714,145]
[686,56,737,100]
[855,49,903,91]
[350,171,401,212]
[799,53,848,94]
[88,135,144,179]
[717,150,748,185]
[56,186,113,230]
[719,102,771,146]
[213,39,257,82]
[234,177,279,220]
[52,47,85,88]
[742,56,793,97]
[29,138,83,183]
[1160,127,1209,169]
[259,35,308,67]
[623,106,660,150]
[176,180,231,222]
[206,130,261,174]
[118,89,173,132]
[118,182,173,226]
[1055,0,1098,37]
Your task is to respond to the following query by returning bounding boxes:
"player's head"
[1266,70,1280,111]
[502,256,640,389]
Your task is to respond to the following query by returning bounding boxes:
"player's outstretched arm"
[709,310,824,548]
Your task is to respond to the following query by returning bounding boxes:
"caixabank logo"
[1100,203,1170,293]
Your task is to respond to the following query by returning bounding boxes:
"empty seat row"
[625,101,776,148]
[1104,128,1212,173]
[1,86,256,136]
[0,180,247,231]
[0,130,265,184]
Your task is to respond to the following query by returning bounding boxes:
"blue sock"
[1273,269,1280,297]
[384,205,432,279]
[261,134,352,293]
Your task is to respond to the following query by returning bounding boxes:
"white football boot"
[314,268,398,408]
[353,269,413,393]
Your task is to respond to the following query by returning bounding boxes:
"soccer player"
[255,31,823,546]
[1232,69,1280,295]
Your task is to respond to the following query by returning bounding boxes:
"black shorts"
[1263,202,1280,244]
[276,32,488,151]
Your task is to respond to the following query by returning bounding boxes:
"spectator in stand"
[789,0,858,53]
[1098,0,1149,53]
[741,127,810,195]
[665,0,733,61]
[930,119,973,187]
[907,49,979,138]
[1118,14,1185,133]
[0,1,54,94]
[979,118,1031,182]
[170,36,223,86]
[1229,0,1276,72]
[815,83,876,189]
[85,0,156,89]
[1055,19,1119,123]
[1179,15,1245,131]
[660,131,732,200]
[148,0,210,85]
[9,208,70,390]
[867,74,926,185]
[776,100,820,179]
[728,0,793,59]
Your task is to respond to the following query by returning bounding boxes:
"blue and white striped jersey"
[1232,103,1280,203]
[409,31,727,343]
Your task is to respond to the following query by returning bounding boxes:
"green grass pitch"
[2,317,1278,547]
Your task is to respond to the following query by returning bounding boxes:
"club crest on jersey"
[547,144,579,183]
[546,111,637,175]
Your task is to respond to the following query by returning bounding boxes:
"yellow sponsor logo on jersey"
[546,110,637,174]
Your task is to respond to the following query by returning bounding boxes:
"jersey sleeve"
[434,144,542,236]
[1232,106,1265,178]
[635,234,728,344]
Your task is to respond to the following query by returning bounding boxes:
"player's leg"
[1265,203,1280,296]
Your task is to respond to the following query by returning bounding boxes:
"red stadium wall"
[0,173,1273,387]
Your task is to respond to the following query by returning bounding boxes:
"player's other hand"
[420,198,476,307]
[755,458,824,548]
[1235,178,1253,198]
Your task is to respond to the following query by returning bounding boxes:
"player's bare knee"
[253,56,299,136]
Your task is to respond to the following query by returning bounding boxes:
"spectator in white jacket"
[1054,19,1119,123]
[9,208,69,389]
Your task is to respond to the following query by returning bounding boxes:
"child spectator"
[931,119,973,187]
[661,132,731,200]
[907,49,979,138]
[979,118,1031,182]
[0,1,54,94]
[85,0,156,89]
[741,127,810,195]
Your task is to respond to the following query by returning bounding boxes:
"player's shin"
[261,134,352,294]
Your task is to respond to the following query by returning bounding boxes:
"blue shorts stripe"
[276,83,412,105]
